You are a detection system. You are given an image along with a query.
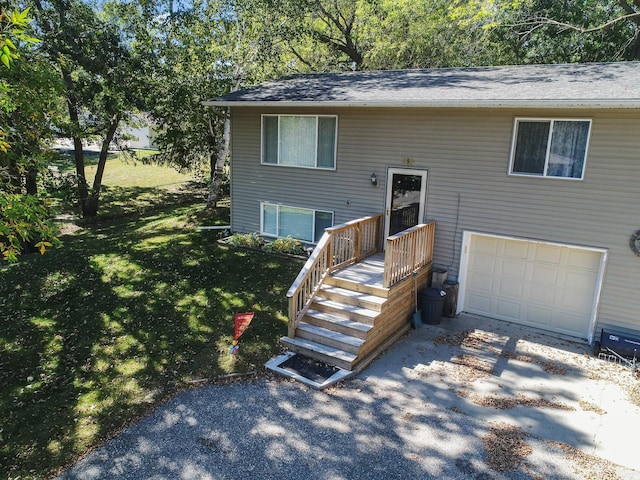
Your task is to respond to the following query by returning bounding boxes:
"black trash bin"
[420,287,446,325]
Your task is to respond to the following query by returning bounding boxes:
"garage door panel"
[467,273,494,293]
[498,279,523,297]
[525,305,553,326]
[503,239,528,258]
[566,249,601,270]
[556,290,592,311]
[564,270,598,292]
[464,234,603,339]
[495,300,521,320]
[500,259,527,279]
[469,254,499,274]
[528,284,555,304]
[551,311,586,336]
[530,264,559,284]
[467,293,492,314]
[474,236,500,254]
[533,244,563,264]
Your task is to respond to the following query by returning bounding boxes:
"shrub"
[226,232,263,249]
[263,236,305,256]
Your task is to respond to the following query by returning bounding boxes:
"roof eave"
[202,99,640,109]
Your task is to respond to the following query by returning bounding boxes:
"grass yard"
[50,150,205,220]
[0,178,303,478]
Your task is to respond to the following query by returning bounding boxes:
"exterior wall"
[120,125,156,150]
[229,106,640,335]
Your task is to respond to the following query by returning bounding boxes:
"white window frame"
[508,117,592,180]
[261,114,338,170]
[260,202,334,243]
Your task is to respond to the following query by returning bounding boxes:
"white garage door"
[463,234,604,339]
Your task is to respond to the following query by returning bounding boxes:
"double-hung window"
[509,118,591,180]
[261,203,333,243]
[262,115,337,169]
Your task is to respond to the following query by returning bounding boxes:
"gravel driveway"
[56,314,640,480]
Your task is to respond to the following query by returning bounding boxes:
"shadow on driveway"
[57,314,640,480]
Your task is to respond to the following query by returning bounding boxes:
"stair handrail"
[286,214,383,337]
[383,221,436,288]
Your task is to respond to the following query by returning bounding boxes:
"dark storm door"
[384,168,428,239]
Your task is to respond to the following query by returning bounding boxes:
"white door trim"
[384,167,428,240]
[458,230,608,343]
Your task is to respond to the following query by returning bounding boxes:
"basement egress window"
[509,118,591,179]
[261,203,333,243]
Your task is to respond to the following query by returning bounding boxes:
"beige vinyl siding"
[229,106,640,334]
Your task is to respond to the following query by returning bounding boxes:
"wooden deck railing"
[286,215,383,336]
[383,221,436,288]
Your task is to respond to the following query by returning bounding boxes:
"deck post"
[288,296,296,337]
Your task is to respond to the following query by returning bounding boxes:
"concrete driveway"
[57,314,640,479]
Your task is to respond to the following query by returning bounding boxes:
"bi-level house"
[205,62,640,371]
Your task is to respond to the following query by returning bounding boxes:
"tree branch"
[288,43,316,69]
[502,12,640,34]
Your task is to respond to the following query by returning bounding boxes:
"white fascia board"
[202,99,640,109]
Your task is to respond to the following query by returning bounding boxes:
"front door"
[384,168,428,238]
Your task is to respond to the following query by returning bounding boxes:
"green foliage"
[116,0,290,186]
[226,232,264,249]
[0,193,60,262]
[359,0,508,69]
[263,236,306,256]
[0,10,63,263]
[492,0,640,63]
[226,234,306,256]
[276,0,640,72]
[0,7,39,69]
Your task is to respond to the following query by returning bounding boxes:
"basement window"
[261,203,333,243]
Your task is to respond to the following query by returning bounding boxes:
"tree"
[273,0,367,72]
[276,0,517,72]
[118,0,289,208]
[0,5,60,262]
[360,0,514,69]
[32,0,147,217]
[494,0,640,63]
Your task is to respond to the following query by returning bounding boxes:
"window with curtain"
[510,119,591,179]
[261,203,334,243]
[262,115,337,169]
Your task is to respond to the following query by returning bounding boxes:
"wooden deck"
[331,253,386,288]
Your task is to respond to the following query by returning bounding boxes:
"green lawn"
[50,150,206,220]
[0,186,303,478]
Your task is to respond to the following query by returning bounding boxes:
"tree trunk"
[73,135,89,212]
[82,115,120,217]
[60,65,90,215]
[25,164,38,195]
[82,194,100,217]
[206,113,230,208]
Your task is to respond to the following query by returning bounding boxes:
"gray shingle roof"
[204,62,640,109]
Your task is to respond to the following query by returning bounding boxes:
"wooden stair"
[280,220,435,376]
[280,276,389,370]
